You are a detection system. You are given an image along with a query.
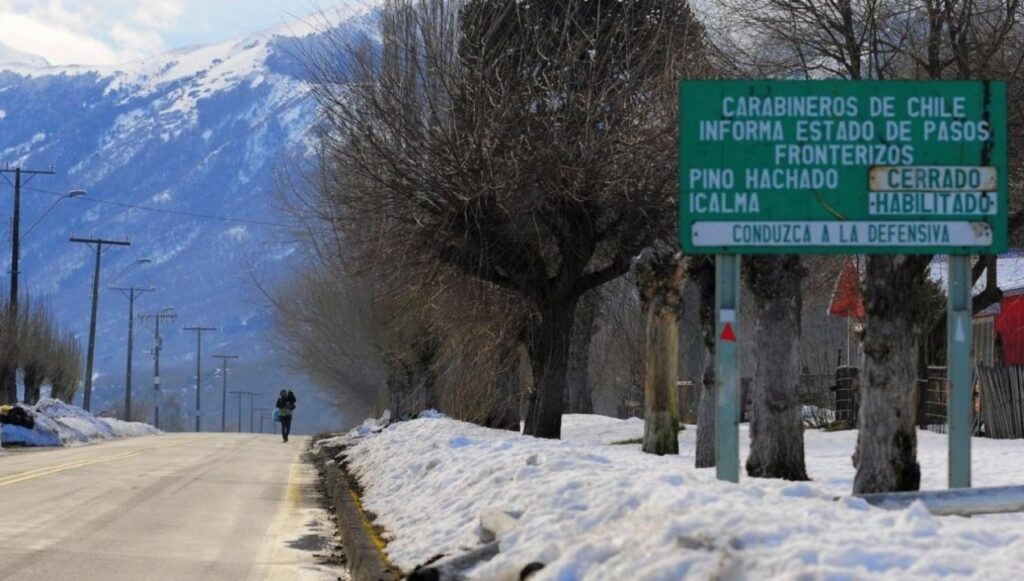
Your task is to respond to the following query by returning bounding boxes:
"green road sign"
[679,80,1007,254]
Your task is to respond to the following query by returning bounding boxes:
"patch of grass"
[609,437,643,445]
[822,420,856,432]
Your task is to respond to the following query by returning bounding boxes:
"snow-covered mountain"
[0,42,48,68]
[0,7,377,432]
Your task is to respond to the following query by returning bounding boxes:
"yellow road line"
[250,451,307,581]
[0,439,188,488]
[350,488,390,554]
[285,462,302,507]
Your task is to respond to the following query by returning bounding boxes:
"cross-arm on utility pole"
[2,165,55,313]
[70,236,131,411]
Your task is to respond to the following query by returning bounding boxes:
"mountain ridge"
[0,42,48,68]
[0,6,378,432]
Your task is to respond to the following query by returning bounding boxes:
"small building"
[965,252,1024,366]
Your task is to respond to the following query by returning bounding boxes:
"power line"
[23,185,294,229]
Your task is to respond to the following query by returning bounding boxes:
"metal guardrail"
[857,485,1024,517]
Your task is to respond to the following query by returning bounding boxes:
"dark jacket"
[276,392,297,413]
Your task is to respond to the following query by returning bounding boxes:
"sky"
[0,0,356,66]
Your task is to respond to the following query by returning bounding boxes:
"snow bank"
[344,414,1024,579]
[1,398,160,447]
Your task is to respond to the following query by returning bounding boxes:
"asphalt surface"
[0,434,340,581]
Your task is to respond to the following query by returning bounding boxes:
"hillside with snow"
[0,7,377,431]
[0,42,48,68]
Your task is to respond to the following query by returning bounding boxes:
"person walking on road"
[276,389,296,442]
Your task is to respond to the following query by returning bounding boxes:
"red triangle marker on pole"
[721,322,736,342]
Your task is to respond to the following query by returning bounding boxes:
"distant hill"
[0,42,49,68]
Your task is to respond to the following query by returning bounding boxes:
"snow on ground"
[1,398,160,447]
[341,414,1024,580]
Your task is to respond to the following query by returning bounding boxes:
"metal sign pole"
[715,254,741,483]
[948,254,972,488]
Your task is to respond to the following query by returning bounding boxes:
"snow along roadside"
[1,398,160,447]
[342,414,1024,580]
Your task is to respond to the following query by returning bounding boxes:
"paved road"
[0,434,340,581]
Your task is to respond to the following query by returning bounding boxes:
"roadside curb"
[313,442,401,581]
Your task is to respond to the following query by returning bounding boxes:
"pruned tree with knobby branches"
[304,0,712,438]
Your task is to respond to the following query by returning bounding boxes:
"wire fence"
[618,359,1024,440]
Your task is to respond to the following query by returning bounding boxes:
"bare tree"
[161,391,190,433]
[0,294,80,406]
[20,300,55,405]
[0,295,16,404]
[272,265,387,418]
[588,280,646,416]
[305,0,710,438]
[48,331,83,403]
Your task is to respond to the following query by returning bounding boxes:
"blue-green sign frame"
[679,80,1007,255]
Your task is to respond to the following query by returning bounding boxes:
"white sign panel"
[692,221,992,247]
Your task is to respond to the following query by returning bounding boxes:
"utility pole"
[255,407,270,434]
[1,165,55,404]
[230,390,251,433]
[248,392,261,432]
[111,286,154,421]
[184,326,216,432]
[213,354,238,432]
[70,237,131,411]
[141,308,175,428]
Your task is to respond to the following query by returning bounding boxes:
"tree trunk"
[417,337,439,412]
[689,257,716,468]
[0,364,16,404]
[523,299,576,439]
[420,374,438,413]
[23,364,42,405]
[566,290,599,414]
[744,255,808,481]
[635,245,684,455]
[488,342,522,431]
[517,343,533,425]
[854,255,925,494]
[696,349,716,467]
[386,356,412,419]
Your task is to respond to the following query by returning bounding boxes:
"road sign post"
[680,80,1006,485]
[715,254,741,483]
[948,255,972,488]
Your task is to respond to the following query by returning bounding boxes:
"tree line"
[0,297,82,406]
[274,0,1024,494]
